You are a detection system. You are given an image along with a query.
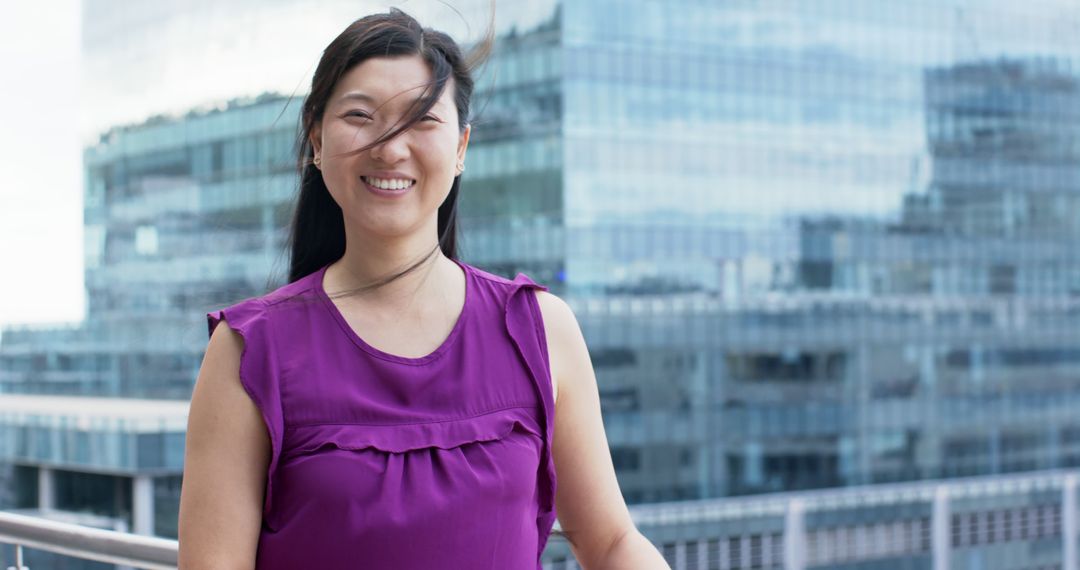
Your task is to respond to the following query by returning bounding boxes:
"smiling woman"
[178,6,667,570]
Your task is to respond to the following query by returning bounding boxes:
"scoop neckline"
[314,257,472,365]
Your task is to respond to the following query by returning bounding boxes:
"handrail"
[3,467,1076,569]
[0,511,177,570]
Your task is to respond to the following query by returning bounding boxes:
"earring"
[457,161,465,174]
[313,154,321,167]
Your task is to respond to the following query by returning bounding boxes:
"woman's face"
[311,54,469,240]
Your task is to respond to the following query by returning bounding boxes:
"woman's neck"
[326,246,454,315]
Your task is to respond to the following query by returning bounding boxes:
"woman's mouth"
[361,176,416,198]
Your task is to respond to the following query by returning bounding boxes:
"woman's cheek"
[328,123,368,152]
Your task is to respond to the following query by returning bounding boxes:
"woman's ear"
[309,123,322,157]
[456,123,471,165]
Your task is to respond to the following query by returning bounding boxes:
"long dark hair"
[286,7,493,292]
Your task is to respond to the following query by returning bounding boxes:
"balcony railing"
[5,469,1080,570]
[0,510,176,570]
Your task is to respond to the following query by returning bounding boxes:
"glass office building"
[2,0,1080,567]
[550,1,1080,503]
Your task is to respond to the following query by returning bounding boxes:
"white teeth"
[363,176,415,190]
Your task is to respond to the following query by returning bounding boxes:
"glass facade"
[549,0,1080,506]
[2,94,301,400]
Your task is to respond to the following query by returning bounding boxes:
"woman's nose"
[370,132,409,164]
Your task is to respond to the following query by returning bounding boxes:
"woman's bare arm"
[534,291,670,569]
[177,322,270,569]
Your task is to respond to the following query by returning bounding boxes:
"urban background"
[2,0,1080,568]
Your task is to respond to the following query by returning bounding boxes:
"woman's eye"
[346,111,371,120]
[422,115,440,122]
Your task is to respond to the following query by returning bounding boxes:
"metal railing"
[5,469,1080,570]
[0,511,177,570]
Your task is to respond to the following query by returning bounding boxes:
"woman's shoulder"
[461,261,563,405]
[464,262,552,301]
[462,261,528,288]
[263,267,325,307]
[531,289,580,408]
[206,268,323,339]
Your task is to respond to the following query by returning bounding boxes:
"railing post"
[133,475,154,536]
[5,543,28,570]
[933,485,949,570]
[1064,474,1077,570]
[37,468,52,512]
[784,497,806,570]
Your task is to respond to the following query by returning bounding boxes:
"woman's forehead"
[332,55,454,110]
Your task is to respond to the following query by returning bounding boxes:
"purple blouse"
[206,258,558,569]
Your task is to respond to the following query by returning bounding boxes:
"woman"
[178,8,669,569]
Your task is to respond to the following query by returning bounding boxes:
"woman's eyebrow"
[339,90,445,109]
[339,91,377,104]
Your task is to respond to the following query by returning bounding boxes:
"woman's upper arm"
[178,321,269,569]
[534,290,637,567]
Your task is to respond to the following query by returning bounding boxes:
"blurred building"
[2,1,1080,568]
[0,94,297,548]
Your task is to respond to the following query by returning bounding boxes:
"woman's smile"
[361,175,417,199]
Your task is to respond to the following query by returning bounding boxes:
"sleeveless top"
[205,258,558,569]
